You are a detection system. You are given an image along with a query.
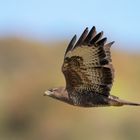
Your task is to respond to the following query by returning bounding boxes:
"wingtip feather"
[65,34,77,56]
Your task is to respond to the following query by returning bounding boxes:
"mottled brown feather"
[62,26,114,97]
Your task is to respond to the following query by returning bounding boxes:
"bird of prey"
[44,26,140,107]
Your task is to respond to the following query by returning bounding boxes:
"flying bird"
[44,26,140,107]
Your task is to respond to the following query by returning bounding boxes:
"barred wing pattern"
[62,26,114,97]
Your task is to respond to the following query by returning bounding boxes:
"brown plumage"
[44,26,140,107]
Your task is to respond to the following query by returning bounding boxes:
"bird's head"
[44,87,72,104]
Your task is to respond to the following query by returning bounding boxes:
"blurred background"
[0,0,140,140]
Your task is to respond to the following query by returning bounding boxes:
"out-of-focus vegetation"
[0,37,140,140]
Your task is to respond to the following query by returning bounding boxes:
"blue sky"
[0,0,140,50]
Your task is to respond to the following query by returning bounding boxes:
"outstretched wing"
[62,26,114,97]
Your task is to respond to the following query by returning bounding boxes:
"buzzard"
[44,26,140,107]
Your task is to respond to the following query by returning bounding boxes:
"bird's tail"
[109,95,140,106]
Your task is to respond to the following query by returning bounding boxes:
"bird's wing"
[62,26,114,97]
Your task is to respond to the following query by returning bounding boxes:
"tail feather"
[109,95,140,106]
[116,98,140,106]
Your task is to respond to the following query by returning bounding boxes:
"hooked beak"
[44,90,53,96]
